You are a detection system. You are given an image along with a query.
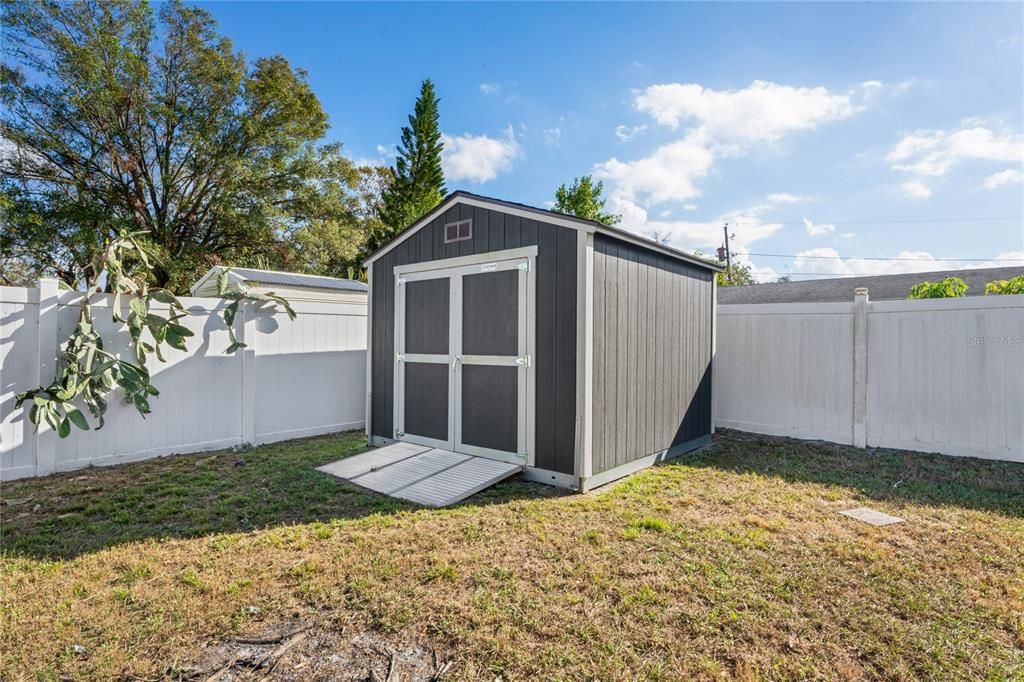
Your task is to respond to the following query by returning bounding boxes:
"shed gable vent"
[444,219,472,243]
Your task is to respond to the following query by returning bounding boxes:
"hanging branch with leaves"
[216,269,296,354]
[16,232,296,438]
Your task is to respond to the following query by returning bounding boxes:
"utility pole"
[723,222,731,270]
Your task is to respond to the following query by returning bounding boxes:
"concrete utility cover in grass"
[839,507,905,526]
[317,443,521,507]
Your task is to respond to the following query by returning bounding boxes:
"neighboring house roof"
[362,190,724,272]
[190,266,368,295]
[718,266,1024,304]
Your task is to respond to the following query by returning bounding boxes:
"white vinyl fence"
[715,291,1023,462]
[1,280,366,481]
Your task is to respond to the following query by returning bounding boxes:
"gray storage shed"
[363,191,722,492]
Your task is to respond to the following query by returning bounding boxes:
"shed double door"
[394,253,534,466]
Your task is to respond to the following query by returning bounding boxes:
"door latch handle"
[452,356,462,371]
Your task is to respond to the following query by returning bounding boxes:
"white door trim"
[394,268,455,451]
[393,248,536,467]
[394,246,538,275]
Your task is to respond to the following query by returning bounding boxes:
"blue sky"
[200,1,1023,280]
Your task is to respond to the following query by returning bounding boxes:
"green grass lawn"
[1,430,1022,680]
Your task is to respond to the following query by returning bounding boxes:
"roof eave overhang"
[362,192,724,272]
[188,265,246,296]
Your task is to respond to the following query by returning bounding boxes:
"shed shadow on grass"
[0,430,559,561]
[676,428,1024,519]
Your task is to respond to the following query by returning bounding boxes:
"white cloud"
[596,80,862,218]
[895,79,915,94]
[634,80,859,142]
[595,131,717,204]
[980,250,1024,269]
[543,127,561,146]
[900,181,933,199]
[767,192,806,204]
[615,124,647,142]
[983,168,1024,190]
[802,217,835,236]
[479,82,500,94]
[441,125,522,183]
[611,197,783,256]
[887,124,1023,177]
[785,248,1024,280]
[792,248,944,277]
[683,204,698,211]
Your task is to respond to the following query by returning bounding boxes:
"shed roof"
[363,191,723,272]
[718,266,1023,304]
[190,266,368,295]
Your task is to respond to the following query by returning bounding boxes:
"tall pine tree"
[374,79,446,251]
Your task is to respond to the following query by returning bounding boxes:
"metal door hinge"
[396,353,405,362]
[396,431,405,437]
[396,276,406,285]
[517,260,530,272]
[516,355,531,367]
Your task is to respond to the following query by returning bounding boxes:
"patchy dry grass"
[1,430,1022,680]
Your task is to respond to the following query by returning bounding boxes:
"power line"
[730,215,1024,227]
[749,270,1024,278]
[744,252,1024,262]
[753,268,921,274]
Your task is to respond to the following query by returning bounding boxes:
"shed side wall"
[370,203,578,475]
[592,234,713,474]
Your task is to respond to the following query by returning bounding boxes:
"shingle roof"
[224,267,367,293]
[718,266,1023,304]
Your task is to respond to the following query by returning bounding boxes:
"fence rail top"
[717,301,854,316]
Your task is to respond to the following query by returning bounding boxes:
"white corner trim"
[365,262,374,443]
[575,230,595,482]
[710,276,717,435]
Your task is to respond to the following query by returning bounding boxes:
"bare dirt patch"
[185,619,450,681]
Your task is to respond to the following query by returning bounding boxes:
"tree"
[375,79,445,249]
[985,275,1024,295]
[907,276,968,299]
[775,274,793,283]
[1,0,359,293]
[716,263,756,287]
[287,165,391,280]
[553,175,621,225]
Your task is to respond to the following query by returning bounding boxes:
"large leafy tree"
[287,165,390,280]
[1,0,359,293]
[553,175,621,225]
[375,79,445,250]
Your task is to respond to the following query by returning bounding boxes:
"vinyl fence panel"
[866,296,1023,460]
[1,282,366,481]
[715,294,1023,463]
[715,302,856,446]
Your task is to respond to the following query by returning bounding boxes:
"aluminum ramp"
[317,442,522,507]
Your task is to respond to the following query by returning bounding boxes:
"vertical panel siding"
[369,206,578,475]
[591,234,714,473]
